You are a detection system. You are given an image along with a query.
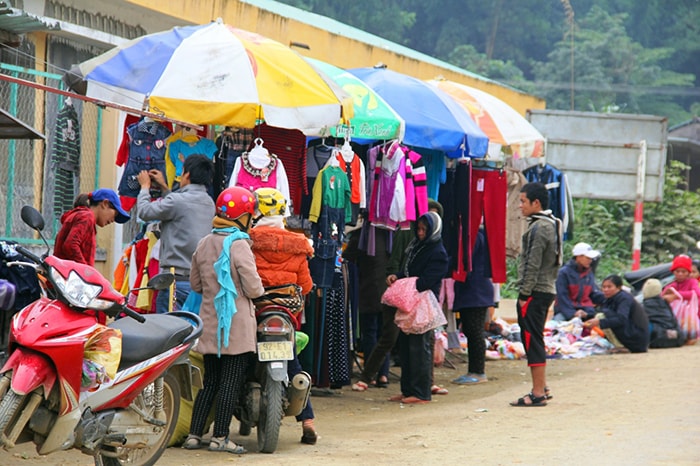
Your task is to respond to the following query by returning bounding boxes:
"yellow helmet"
[254,188,287,217]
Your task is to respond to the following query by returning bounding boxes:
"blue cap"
[90,188,130,224]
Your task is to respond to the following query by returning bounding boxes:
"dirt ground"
[1,342,698,466]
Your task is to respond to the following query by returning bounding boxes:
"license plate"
[257,341,294,361]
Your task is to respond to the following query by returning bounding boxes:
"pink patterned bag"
[381,277,447,334]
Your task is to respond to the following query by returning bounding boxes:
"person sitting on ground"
[584,275,649,353]
[553,242,605,321]
[661,254,700,312]
[641,279,683,348]
[248,187,319,445]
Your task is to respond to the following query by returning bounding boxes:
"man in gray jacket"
[137,154,215,313]
[511,182,562,407]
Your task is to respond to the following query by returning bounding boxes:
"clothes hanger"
[340,136,354,162]
[248,137,271,167]
[330,148,341,167]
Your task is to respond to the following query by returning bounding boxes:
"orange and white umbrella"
[428,79,544,158]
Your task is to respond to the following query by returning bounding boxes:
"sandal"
[451,374,487,385]
[401,396,430,404]
[182,434,202,450]
[208,436,247,454]
[510,392,547,407]
[351,381,369,392]
[376,376,389,388]
[431,384,449,395]
[544,386,553,400]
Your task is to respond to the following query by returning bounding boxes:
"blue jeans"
[155,279,191,314]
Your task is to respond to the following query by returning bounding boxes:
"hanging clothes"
[213,128,254,199]
[117,119,172,200]
[367,141,428,231]
[411,148,446,201]
[308,164,351,289]
[299,142,335,219]
[228,150,291,209]
[249,123,307,215]
[439,160,471,281]
[469,168,508,283]
[51,100,81,217]
[324,147,366,225]
[505,165,528,258]
[522,163,574,240]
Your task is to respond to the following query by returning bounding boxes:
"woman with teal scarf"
[184,187,264,454]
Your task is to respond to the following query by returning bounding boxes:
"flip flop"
[431,384,449,395]
[401,396,430,404]
[351,381,369,392]
[451,374,487,385]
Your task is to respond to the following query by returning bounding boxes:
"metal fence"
[1,40,102,243]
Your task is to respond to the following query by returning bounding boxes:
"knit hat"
[427,199,444,218]
[642,278,662,299]
[670,254,692,272]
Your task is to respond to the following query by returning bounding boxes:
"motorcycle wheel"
[101,372,180,466]
[0,388,31,448]
[257,371,283,454]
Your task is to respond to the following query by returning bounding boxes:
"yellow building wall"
[126,0,545,115]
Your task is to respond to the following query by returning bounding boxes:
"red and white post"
[631,140,647,271]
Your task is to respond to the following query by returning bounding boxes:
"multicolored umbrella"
[428,79,544,158]
[67,20,352,135]
[348,67,488,156]
[305,58,404,141]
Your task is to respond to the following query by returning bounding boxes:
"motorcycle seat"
[623,262,672,290]
[110,314,193,370]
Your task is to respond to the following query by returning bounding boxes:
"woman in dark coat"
[386,212,448,403]
[585,275,649,353]
[641,278,684,348]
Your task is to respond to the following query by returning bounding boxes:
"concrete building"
[1,0,545,275]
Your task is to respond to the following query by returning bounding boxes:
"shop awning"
[0,107,45,139]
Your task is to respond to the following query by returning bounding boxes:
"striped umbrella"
[428,79,544,158]
[67,20,352,135]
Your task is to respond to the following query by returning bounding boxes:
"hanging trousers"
[469,169,508,283]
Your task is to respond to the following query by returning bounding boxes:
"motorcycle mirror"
[21,205,51,255]
[21,205,45,231]
[147,273,175,291]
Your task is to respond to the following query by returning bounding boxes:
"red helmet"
[216,187,256,221]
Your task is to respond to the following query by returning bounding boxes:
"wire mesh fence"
[1,38,102,242]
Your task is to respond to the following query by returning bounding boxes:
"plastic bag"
[382,277,447,334]
[82,325,122,390]
[433,330,447,366]
[668,287,700,343]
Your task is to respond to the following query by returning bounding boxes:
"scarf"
[212,226,250,356]
[403,212,442,276]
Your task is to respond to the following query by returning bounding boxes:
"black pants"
[457,307,487,375]
[398,330,433,400]
[189,353,250,438]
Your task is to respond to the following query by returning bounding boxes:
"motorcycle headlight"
[50,269,114,310]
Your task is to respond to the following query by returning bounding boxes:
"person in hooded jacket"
[385,211,448,404]
[248,188,318,445]
[54,188,130,265]
[642,278,684,348]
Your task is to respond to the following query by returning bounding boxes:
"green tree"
[532,6,695,123]
[447,44,527,84]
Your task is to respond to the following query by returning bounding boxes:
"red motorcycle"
[0,206,203,466]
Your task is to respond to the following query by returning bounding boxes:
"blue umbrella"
[348,67,488,156]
